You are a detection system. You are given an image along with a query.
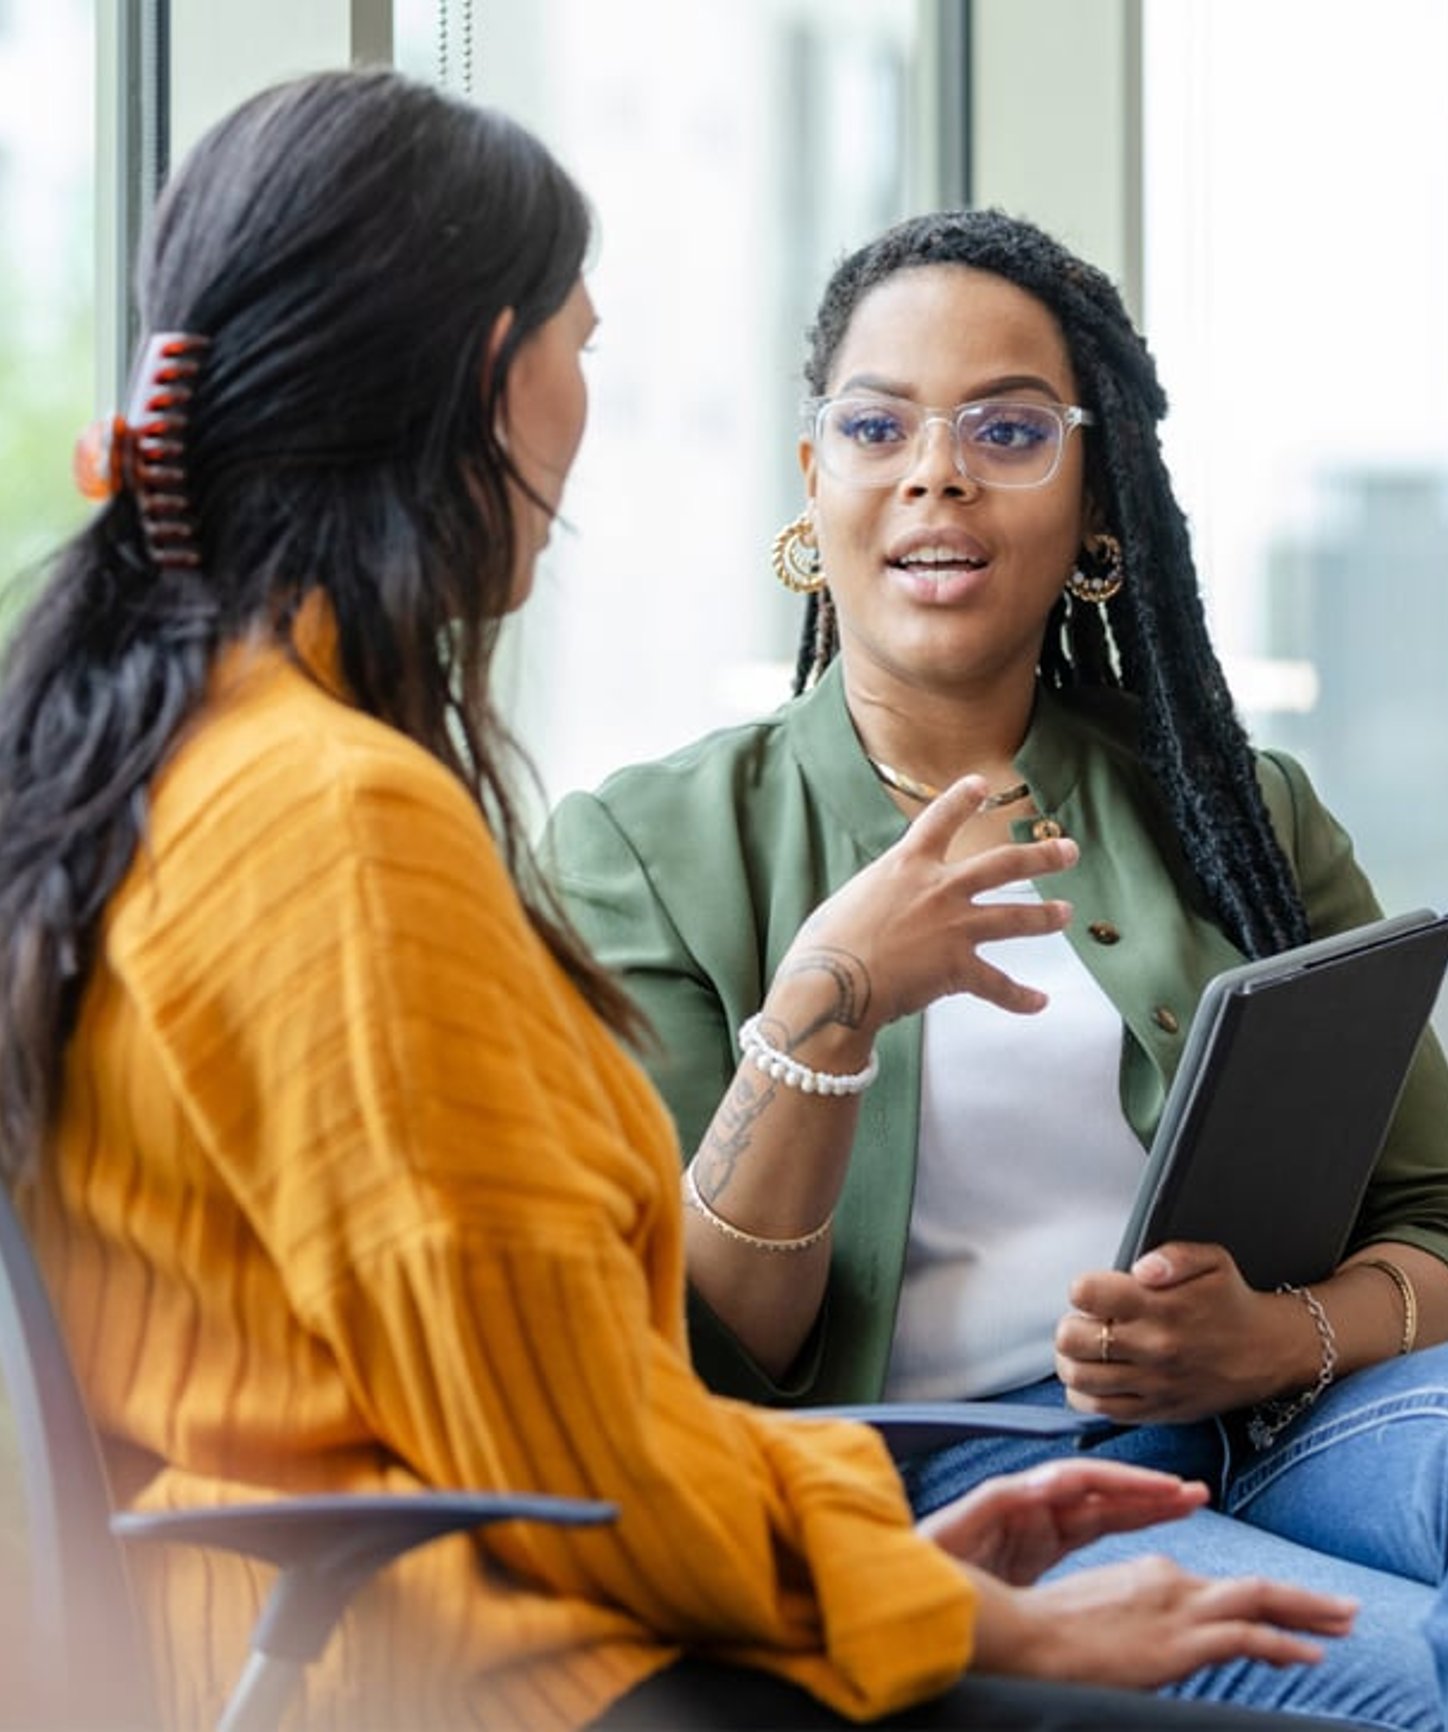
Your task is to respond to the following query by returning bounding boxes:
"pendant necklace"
[867,756,1031,812]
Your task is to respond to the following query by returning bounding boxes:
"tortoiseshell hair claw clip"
[72,331,212,570]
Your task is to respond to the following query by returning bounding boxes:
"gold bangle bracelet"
[682,1165,833,1253]
[1362,1256,1418,1355]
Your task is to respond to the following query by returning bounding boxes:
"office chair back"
[0,1181,157,1729]
[0,1181,618,1732]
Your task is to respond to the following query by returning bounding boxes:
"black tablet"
[1115,909,1448,1290]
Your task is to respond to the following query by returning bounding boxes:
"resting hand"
[967,1554,1356,1688]
[920,1459,1209,1584]
[1055,1242,1289,1423]
[777,774,1078,1033]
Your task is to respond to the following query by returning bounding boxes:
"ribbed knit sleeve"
[43,647,973,1730]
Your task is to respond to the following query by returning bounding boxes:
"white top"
[883,882,1148,1401]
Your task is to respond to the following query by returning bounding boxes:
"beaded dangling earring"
[771,512,825,594]
[1065,530,1125,604]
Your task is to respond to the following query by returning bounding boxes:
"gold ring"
[1098,1320,1115,1363]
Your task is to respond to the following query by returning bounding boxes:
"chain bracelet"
[1245,1282,1339,1450]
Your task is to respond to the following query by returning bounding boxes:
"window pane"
[397,0,929,807]
[0,0,95,616]
[1143,0,1448,954]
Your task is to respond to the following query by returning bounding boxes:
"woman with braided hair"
[546,208,1448,1726]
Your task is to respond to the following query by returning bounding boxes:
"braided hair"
[793,208,1308,961]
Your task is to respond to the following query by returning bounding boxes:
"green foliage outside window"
[0,0,95,632]
[0,280,92,631]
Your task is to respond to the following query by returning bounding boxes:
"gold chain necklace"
[867,756,1031,811]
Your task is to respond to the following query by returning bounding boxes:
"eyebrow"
[835,370,1067,403]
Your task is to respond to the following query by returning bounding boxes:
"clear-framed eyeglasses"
[806,393,1095,490]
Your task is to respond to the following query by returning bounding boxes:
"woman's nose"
[901,417,978,497]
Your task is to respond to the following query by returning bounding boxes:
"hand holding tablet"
[1115,910,1448,1291]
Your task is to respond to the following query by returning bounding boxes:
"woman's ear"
[799,436,819,502]
[484,307,516,446]
[483,307,516,396]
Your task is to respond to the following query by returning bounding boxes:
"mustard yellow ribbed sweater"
[27,623,974,1730]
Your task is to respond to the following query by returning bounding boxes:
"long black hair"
[0,67,638,1182]
[793,207,1309,963]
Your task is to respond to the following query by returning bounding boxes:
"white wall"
[970,0,1142,317]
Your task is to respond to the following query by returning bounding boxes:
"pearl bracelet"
[738,1013,879,1097]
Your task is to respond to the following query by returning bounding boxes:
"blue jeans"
[899,1343,1448,1731]
[1422,1570,1448,1719]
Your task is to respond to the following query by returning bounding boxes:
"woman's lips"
[886,529,990,566]
[886,548,992,603]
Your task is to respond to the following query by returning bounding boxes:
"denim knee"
[1226,1344,1448,1584]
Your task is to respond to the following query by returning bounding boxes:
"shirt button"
[1088,922,1120,945]
[1152,1006,1181,1035]
[1031,817,1064,841]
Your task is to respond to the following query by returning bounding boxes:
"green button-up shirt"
[544,663,1448,1405]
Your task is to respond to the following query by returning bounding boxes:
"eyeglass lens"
[817,397,1071,488]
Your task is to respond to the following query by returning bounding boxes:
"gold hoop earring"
[1065,531,1124,605]
[771,513,825,594]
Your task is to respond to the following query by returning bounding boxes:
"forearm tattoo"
[694,946,871,1205]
